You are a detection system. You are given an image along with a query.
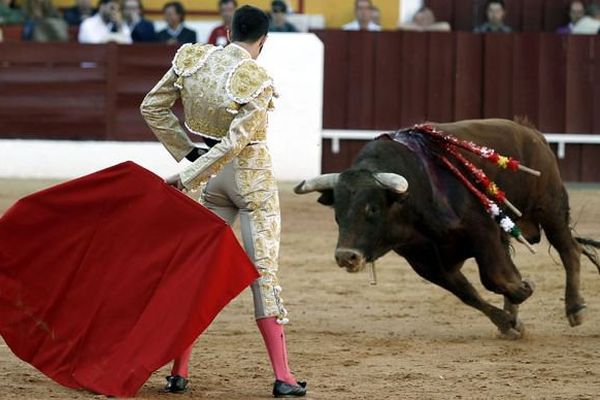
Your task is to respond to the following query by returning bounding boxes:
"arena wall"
[0,34,324,181]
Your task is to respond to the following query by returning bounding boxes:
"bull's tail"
[575,236,600,273]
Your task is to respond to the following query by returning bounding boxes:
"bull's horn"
[373,172,409,194]
[294,173,340,194]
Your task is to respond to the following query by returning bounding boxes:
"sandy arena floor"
[1,179,599,399]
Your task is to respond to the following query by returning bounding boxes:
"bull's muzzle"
[335,248,366,273]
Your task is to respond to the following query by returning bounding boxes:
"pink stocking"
[170,343,194,378]
[256,317,297,385]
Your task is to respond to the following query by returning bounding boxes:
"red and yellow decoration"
[384,124,541,254]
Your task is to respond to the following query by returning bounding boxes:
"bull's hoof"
[523,279,535,293]
[345,265,364,273]
[498,319,525,340]
[513,319,525,335]
[498,327,522,340]
[567,304,587,327]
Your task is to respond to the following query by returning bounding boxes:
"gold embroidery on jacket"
[233,147,287,321]
[142,43,287,321]
[226,59,273,104]
[172,43,218,77]
[180,85,273,189]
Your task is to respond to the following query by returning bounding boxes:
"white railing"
[322,130,600,159]
[544,134,600,159]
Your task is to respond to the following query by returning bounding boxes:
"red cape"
[0,161,259,397]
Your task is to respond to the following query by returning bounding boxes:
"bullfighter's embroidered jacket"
[140,42,288,323]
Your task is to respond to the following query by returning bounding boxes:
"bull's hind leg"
[539,194,586,326]
[549,233,585,326]
[407,259,523,338]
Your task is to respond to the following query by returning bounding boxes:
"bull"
[295,118,600,338]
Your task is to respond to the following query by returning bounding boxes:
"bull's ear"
[317,189,335,206]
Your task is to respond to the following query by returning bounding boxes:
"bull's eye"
[365,203,379,217]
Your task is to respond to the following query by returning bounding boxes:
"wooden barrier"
[0,33,599,181]
[0,43,110,139]
[113,43,181,141]
[0,42,177,141]
[314,31,600,182]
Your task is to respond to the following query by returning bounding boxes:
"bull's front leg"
[472,232,535,306]
[401,249,523,339]
[503,296,524,338]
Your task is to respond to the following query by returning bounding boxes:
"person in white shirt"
[78,0,132,44]
[343,0,381,31]
[398,6,451,32]
[572,3,600,34]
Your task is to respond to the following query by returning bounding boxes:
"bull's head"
[294,171,408,273]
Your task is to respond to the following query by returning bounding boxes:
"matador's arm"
[140,68,195,162]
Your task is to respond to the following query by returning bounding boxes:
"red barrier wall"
[314,31,600,182]
[0,34,599,181]
[0,42,177,142]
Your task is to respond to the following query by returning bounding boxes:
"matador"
[140,5,306,398]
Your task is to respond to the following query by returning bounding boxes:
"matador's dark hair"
[230,5,269,42]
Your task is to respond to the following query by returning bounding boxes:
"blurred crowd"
[1,0,600,43]
[0,0,298,43]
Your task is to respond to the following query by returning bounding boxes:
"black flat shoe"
[272,380,307,398]
[164,375,188,393]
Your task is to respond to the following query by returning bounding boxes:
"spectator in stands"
[398,6,451,31]
[343,0,381,31]
[123,0,155,42]
[207,0,236,46]
[597,4,600,34]
[474,0,512,33]
[156,1,196,45]
[269,0,297,32]
[371,5,380,26]
[0,0,24,25]
[63,0,94,26]
[78,0,132,43]
[22,0,68,42]
[572,2,600,34]
[556,1,585,34]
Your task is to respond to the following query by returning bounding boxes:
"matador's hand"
[165,174,184,191]
[185,147,207,162]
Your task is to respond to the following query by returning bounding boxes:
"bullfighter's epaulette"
[226,59,274,105]
[171,43,220,88]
